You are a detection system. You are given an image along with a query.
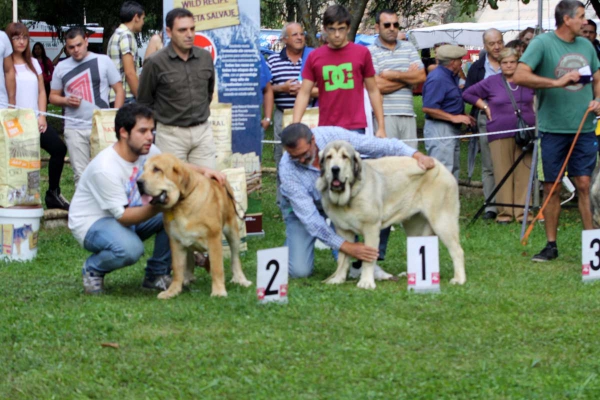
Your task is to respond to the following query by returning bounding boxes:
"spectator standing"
[518,27,535,50]
[369,9,426,149]
[292,5,386,138]
[463,48,536,224]
[267,22,315,167]
[107,1,145,105]
[514,0,600,261]
[32,42,54,101]
[0,29,16,108]
[422,45,475,179]
[138,8,216,169]
[7,23,69,210]
[581,20,600,61]
[464,28,505,220]
[50,26,125,186]
[143,32,163,64]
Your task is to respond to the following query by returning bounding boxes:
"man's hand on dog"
[412,152,436,170]
[202,168,227,185]
[340,241,379,263]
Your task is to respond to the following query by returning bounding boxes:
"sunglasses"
[382,22,400,29]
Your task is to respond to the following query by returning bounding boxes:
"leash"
[521,108,592,245]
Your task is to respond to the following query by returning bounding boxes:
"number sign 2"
[257,247,289,303]
[407,236,440,293]
[582,230,600,282]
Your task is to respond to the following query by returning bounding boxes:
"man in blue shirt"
[422,45,475,178]
[279,123,435,278]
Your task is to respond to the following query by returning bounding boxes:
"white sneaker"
[348,264,393,280]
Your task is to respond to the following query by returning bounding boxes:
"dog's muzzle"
[150,190,168,205]
[329,166,345,192]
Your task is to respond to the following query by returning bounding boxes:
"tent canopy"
[407,18,556,49]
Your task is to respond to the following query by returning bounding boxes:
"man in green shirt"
[515,0,600,261]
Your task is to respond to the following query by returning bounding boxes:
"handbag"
[501,76,534,150]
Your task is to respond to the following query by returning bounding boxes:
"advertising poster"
[163,0,262,157]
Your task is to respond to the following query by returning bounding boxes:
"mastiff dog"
[316,140,466,290]
[138,153,252,299]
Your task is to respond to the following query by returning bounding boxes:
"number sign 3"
[582,230,600,282]
[257,247,289,303]
[407,236,440,293]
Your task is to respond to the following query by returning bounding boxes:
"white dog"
[316,140,466,290]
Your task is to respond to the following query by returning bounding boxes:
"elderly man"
[581,20,600,61]
[267,22,315,168]
[514,0,600,262]
[369,9,426,149]
[422,45,474,178]
[138,8,216,169]
[464,28,505,220]
[279,123,435,278]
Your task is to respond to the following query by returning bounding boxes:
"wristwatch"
[262,117,272,125]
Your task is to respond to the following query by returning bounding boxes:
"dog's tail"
[225,184,246,221]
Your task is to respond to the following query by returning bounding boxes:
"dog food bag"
[282,107,319,129]
[210,103,233,171]
[90,109,118,159]
[222,167,247,256]
[0,109,41,207]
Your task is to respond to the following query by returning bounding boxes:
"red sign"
[194,33,217,63]
[583,264,590,275]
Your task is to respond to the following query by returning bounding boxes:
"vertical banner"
[163,0,262,157]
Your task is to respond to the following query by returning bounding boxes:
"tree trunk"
[591,0,600,23]
[346,0,369,42]
[286,0,296,22]
[298,0,319,48]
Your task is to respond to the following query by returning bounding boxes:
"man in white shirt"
[50,26,125,186]
[0,30,15,107]
[69,103,224,294]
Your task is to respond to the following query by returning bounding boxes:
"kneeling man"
[69,103,224,294]
[279,123,435,278]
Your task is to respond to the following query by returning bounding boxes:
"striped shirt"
[107,24,138,102]
[279,126,416,250]
[267,47,307,110]
[368,38,422,116]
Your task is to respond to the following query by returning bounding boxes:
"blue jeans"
[83,214,171,277]
[281,197,389,278]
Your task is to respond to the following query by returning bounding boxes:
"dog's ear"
[318,149,326,176]
[352,150,362,181]
[173,162,191,194]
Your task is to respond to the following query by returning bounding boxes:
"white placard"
[257,247,289,303]
[582,230,600,282]
[407,236,440,293]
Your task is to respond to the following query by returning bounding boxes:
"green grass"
[1,105,599,398]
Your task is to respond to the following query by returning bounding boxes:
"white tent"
[407,19,556,49]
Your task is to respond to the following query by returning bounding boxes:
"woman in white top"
[6,23,69,210]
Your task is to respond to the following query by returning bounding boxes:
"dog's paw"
[357,279,376,290]
[231,277,252,287]
[449,277,466,285]
[157,289,180,300]
[323,275,347,284]
[210,290,228,297]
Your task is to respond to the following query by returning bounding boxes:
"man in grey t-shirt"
[0,30,15,108]
[50,27,124,186]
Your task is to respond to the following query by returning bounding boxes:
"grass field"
[1,108,600,398]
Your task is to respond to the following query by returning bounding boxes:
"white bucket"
[0,207,44,262]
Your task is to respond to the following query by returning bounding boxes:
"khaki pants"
[155,121,216,169]
[374,115,418,149]
[489,137,532,221]
[64,128,92,187]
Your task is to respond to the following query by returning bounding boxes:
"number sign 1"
[582,230,600,282]
[257,247,289,304]
[406,236,440,293]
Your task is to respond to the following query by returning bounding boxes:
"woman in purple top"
[463,48,535,224]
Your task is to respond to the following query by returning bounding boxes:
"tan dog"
[138,153,252,299]
[316,140,466,290]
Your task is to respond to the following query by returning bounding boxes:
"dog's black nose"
[331,166,340,176]
[137,180,145,194]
